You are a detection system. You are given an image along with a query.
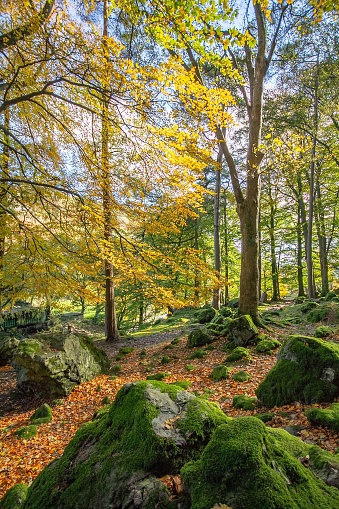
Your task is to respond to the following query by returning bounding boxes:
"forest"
[2,1,339,509]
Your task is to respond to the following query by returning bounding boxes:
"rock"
[232,395,257,410]
[0,483,28,509]
[18,381,229,509]
[195,307,216,324]
[12,333,109,398]
[226,315,258,346]
[30,403,53,425]
[226,346,251,363]
[211,365,229,382]
[14,425,37,440]
[255,338,281,354]
[232,370,251,382]
[187,328,212,348]
[256,335,339,407]
[0,335,19,366]
[306,403,339,432]
[181,417,339,509]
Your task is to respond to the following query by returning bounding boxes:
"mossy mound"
[219,306,234,318]
[187,328,212,348]
[232,370,251,382]
[256,335,339,407]
[146,372,168,381]
[226,315,258,346]
[14,425,37,440]
[195,307,216,324]
[30,403,53,425]
[255,338,281,354]
[19,381,229,509]
[233,395,257,410]
[211,365,229,382]
[226,346,251,363]
[0,483,28,509]
[181,417,339,509]
[307,303,333,323]
[307,403,339,432]
[315,326,334,338]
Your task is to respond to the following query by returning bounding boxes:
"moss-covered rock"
[13,333,109,398]
[226,346,251,363]
[256,335,339,407]
[211,365,229,382]
[232,370,251,382]
[232,395,257,410]
[226,315,258,346]
[307,304,332,323]
[315,326,334,338]
[195,307,216,324]
[306,403,339,432]
[0,335,20,366]
[255,338,281,354]
[181,417,339,509]
[219,306,234,318]
[18,381,229,509]
[14,425,37,440]
[30,403,53,425]
[187,328,212,348]
[146,372,168,381]
[0,483,28,509]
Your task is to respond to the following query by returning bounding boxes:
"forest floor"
[1,304,339,498]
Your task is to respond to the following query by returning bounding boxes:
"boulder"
[226,315,258,346]
[195,307,216,324]
[0,335,19,366]
[187,328,212,348]
[18,380,229,509]
[181,417,339,509]
[256,335,339,407]
[12,333,109,398]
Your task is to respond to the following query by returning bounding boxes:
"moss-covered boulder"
[181,417,339,509]
[211,365,229,382]
[0,483,28,509]
[256,335,339,407]
[255,338,281,354]
[195,307,216,324]
[307,403,339,432]
[232,395,257,410]
[30,403,53,425]
[0,334,19,366]
[226,315,258,346]
[232,370,251,382]
[12,333,109,398]
[187,328,212,348]
[17,381,229,509]
[14,425,37,440]
[226,346,251,363]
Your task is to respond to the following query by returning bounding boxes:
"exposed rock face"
[256,335,339,407]
[12,333,109,397]
[0,335,19,366]
[18,381,228,509]
[226,315,258,346]
[182,417,339,509]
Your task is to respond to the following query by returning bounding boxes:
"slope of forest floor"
[1,304,339,498]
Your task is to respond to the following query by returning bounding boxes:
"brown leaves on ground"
[1,331,339,498]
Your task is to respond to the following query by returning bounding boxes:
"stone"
[195,307,216,324]
[30,403,53,425]
[0,335,19,366]
[181,417,339,509]
[187,328,212,348]
[0,483,28,509]
[17,381,229,509]
[256,335,339,407]
[12,332,109,398]
[226,315,258,347]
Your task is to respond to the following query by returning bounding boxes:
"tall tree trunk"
[193,216,200,305]
[212,141,224,309]
[297,205,305,297]
[268,180,280,301]
[315,178,329,296]
[0,108,10,310]
[102,0,118,341]
[222,189,229,303]
[306,54,319,299]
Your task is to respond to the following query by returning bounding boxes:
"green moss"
[233,395,257,410]
[195,307,216,324]
[30,404,52,425]
[79,336,109,373]
[181,417,339,509]
[189,349,207,359]
[171,338,180,345]
[118,346,134,355]
[300,301,319,313]
[187,329,212,348]
[109,364,122,374]
[211,365,229,382]
[226,346,251,362]
[254,412,275,422]
[14,425,37,440]
[0,483,28,509]
[146,372,168,380]
[315,326,334,338]
[255,338,281,354]
[140,348,147,357]
[16,339,43,356]
[186,364,194,371]
[161,356,171,364]
[232,370,251,382]
[219,306,234,318]
[101,395,111,405]
[307,304,332,323]
[222,340,236,353]
[256,335,339,407]
[171,380,191,389]
[306,403,339,431]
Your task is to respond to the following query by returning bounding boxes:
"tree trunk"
[268,181,280,301]
[222,189,229,303]
[102,0,118,341]
[315,178,329,296]
[212,142,223,309]
[193,216,200,305]
[297,205,305,297]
